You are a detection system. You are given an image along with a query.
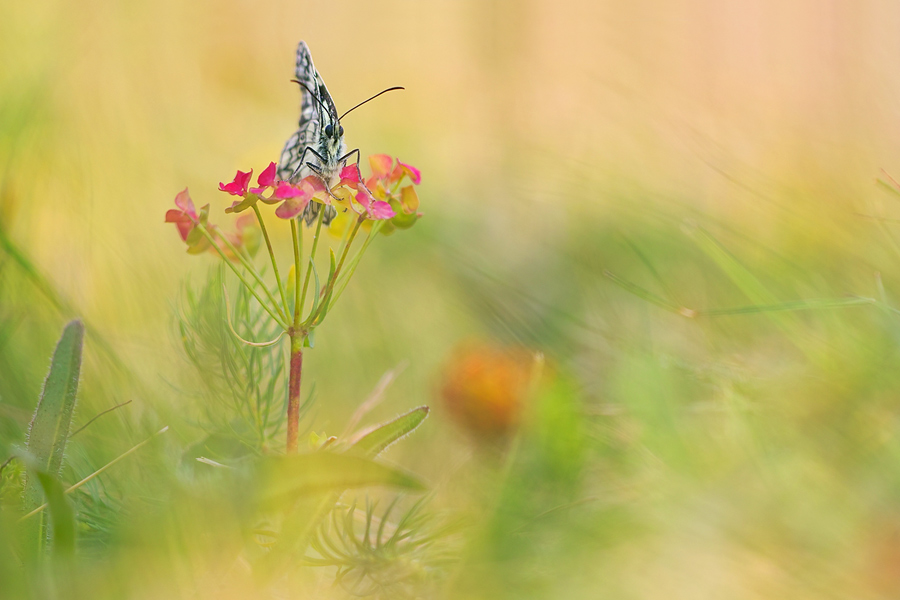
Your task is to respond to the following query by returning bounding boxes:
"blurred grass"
[4,0,900,598]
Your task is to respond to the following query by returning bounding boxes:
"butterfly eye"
[338,125,344,136]
[324,124,333,137]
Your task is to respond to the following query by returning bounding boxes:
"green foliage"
[347,406,430,457]
[178,268,288,445]
[21,320,83,554]
[307,497,459,598]
[255,453,425,509]
[32,470,75,558]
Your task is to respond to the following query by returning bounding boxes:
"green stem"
[298,208,326,322]
[327,220,384,312]
[286,215,309,453]
[253,205,290,318]
[291,218,303,329]
[216,226,290,324]
[197,226,289,330]
[308,215,364,325]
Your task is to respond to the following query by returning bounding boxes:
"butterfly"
[277,41,403,226]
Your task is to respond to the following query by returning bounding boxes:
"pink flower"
[368,154,394,181]
[392,159,421,185]
[273,178,319,219]
[355,188,395,220]
[249,162,277,194]
[219,169,253,196]
[345,155,422,224]
[164,188,198,241]
[165,188,212,253]
[221,213,261,261]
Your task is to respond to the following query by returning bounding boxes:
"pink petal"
[165,210,194,241]
[300,175,327,194]
[257,162,277,187]
[274,182,313,200]
[235,213,256,231]
[164,208,184,223]
[219,169,253,196]
[368,154,393,180]
[275,197,311,219]
[174,188,196,218]
[338,165,361,187]
[367,200,395,220]
[355,188,374,207]
[396,159,421,185]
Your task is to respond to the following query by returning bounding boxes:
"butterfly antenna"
[339,87,405,121]
[291,79,332,116]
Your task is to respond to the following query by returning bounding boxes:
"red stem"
[287,335,303,453]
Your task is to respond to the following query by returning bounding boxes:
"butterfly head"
[323,123,344,140]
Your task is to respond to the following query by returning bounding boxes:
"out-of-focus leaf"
[255,452,425,508]
[347,406,430,457]
[180,422,257,477]
[23,321,83,513]
[33,470,74,557]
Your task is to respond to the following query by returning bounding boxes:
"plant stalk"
[286,333,303,453]
[287,217,305,454]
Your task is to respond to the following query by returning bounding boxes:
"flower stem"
[290,218,303,328]
[308,215,363,325]
[286,333,303,453]
[216,226,290,324]
[253,204,290,318]
[286,216,306,454]
[298,208,326,321]
[326,219,384,313]
[196,226,289,329]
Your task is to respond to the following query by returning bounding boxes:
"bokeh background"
[4,1,900,598]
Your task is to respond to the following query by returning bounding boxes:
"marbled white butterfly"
[277,41,401,226]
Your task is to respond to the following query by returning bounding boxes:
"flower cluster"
[165,154,421,257]
[216,155,421,226]
[342,155,422,234]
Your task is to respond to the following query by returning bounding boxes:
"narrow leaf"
[308,256,321,318]
[347,406,430,457]
[33,471,75,557]
[24,321,84,514]
[256,452,425,508]
[603,270,683,313]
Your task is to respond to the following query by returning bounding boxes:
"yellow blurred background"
[5,0,900,598]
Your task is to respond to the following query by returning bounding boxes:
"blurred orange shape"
[440,343,538,436]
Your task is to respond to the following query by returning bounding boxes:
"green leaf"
[308,256,321,319]
[255,452,425,508]
[180,422,257,477]
[388,198,418,229]
[347,406,430,457]
[316,247,338,322]
[328,247,337,282]
[878,178,900,198]
[23,321,83,513]
[33,471,75,558]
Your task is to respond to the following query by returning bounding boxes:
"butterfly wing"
[278,42,320,183]
[278,41,338,225]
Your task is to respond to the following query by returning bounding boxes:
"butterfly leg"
[338,148,374,199]
[290,145,329,181]
[338,148,361,171]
